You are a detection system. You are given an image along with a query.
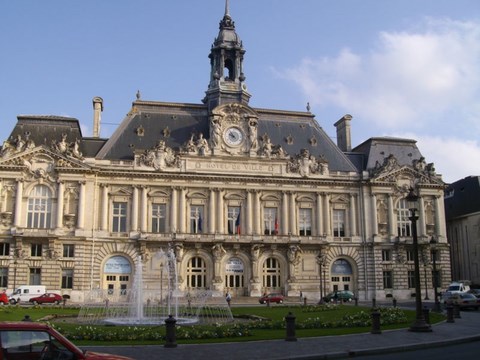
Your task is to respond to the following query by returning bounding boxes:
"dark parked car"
[28,293,63,305]
[259,293,284,304]
[468,289,480,298]
[323,290,355,303]
[0,322,134,359]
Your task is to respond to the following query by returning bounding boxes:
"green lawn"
[0,304,445,345]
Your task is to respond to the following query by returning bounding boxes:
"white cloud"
[276,17,480,133]
[275,17,480,183]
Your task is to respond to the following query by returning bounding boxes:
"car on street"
[467,288,480,298]
[0,291,8,305]
[259,293,284,304]
[323,290,355,303]
[0,322,134,359]
[28,293,63,305]
[445,292,480,310]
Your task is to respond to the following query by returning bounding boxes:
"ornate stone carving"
[1,133,35,158]
[139,140,179,170]
[287,149,328,177]
[51,134,83,159]
[370,154,400,178]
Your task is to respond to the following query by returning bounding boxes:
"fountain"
[78,248,233,325]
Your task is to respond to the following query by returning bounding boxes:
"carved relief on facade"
[51,134,83,159]
[376,196,388,235]
[287,149,328,177]
[258,134,287,159]
[139,140,180,170]
[1,133,35,158]
[370,154,401,178]
[0,182,15,226]
[23,154,57,182]
[181,133,211,156]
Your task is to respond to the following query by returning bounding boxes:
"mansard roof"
[95,100,357,173]
[352,136,424,172]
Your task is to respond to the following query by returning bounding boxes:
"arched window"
[262,257,281,290]
[27,185,52,228]
[187,257,206,288]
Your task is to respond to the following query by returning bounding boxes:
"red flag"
[235,212,241,235]
[274,216,279,235]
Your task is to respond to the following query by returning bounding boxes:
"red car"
[0,292,8,305]
[259,293,284,304]
[0,322,133,359]
[28,293,63,305]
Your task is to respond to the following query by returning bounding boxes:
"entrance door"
[330,259,353,293]
[103,256,132,300]
[225,257,246,296]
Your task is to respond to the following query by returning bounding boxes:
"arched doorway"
[103,255,132,298]
[330,258,353,292]
[225,257,245,296]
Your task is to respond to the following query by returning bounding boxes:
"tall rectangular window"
[29,268,41,285]
[397,199,412,237]
[112,202,127,232]
[63,244,75,258]
[0,243,10,256]
[31,244,42,257]
[298,208,312,236]
[27,185,52,229]
[406,250,415,262]
[151,204,166,233]
[190,205,204,234]
[227,206,241,235]
[263,207,278,235]
[0,267,7,288]
[382,250,392,261]
[333,210,345,237]
[61,269,74,289]
[383,270,393,289]
[408,270,416,288]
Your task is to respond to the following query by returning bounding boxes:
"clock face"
[224,127,244,146]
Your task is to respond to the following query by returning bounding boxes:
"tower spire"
[225,0,230,17]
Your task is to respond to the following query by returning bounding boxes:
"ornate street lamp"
[430,236,441,312]
[406,187,432,332]
[13,260,17,291]
[316,252,326,303]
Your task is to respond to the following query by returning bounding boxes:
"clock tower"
[203,0,251,112]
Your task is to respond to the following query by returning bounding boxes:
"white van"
[8,285,46,304]
[446,281,470,294]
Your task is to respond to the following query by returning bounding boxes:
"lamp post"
[13,260,17,291]
[430,236,441,312]
[316,253,326,303]
[422,248,429,300]
[406,188,431,332]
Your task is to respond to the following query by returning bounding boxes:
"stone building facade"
[0,4,450,302]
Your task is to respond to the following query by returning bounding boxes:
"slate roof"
[352,136,424,172]
[94,100,357,173]
[444,176,480,219]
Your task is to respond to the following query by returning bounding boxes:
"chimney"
[334,114,352,152]
[92,96,103,138]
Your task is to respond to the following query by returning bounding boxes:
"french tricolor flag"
[235,212,241,235]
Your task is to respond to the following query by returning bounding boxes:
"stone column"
[387,194,395,237]
[140,186,148,232]
[289,192,297,235]
[246,190,253,235]
[178,188,186,233]
[56,181,64,228]
[77,181,85,229]
[434,195,446,239]
[282,191,289,235]
[323,193,331,236]
[254,190,261,235]
[100,184,109,231]
[371,194,378,236]
[419,197,426,238]
[217,189,224,234]
[170,187,178,233]
[316,193,323,236]
[131,186,139,231]
[350,193,357,236]
[13,179,23,227]
[209,189,216,234]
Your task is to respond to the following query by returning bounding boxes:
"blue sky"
[1,0,479,184]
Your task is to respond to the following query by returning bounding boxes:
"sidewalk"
[85,306,480,359]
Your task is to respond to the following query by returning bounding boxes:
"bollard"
[354,297,358,306]
[285,312,297,341]
[164,315,177,348]
[422,306,430,324]
[453,303,461,319]
[372,297,376,309]
[370,309,381,334]
[303,297,307,306]
[446,304,454,323]
[392,298,397,308]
